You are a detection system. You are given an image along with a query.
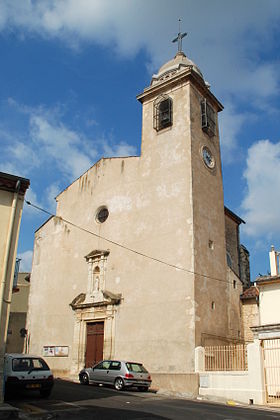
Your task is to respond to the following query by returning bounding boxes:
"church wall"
[27,57,244,385]
[27,216,88,375]
[136,81,196,372]
[28,134,197,375]
[225,213,240,276]
[189,84,234,346]
[226,268,243,342]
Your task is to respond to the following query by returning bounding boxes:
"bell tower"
[137,36,231,347]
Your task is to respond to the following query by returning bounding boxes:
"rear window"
[126,363,148,373]
[12,358,49,372]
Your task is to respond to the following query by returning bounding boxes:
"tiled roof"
[240,286,259,300]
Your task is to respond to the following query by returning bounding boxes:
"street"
[4,379,280,419]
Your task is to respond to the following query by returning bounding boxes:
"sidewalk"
[0,402,20,419]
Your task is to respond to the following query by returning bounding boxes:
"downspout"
[0,180,21,342]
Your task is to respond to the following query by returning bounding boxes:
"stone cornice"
[0,172,30,195]
[255,275,280,285]
[137,68,223,112]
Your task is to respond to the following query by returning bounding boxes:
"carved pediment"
[70,290,121,310]
[103,290,122,304]
[70,293,86,309]
[84,249,110,261]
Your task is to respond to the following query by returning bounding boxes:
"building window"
[201,99,216,137]
[226,252,233,269]
[96,206,109,223]
[153,95,173,131]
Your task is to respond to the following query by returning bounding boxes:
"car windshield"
[126,362,148,373]
[12,358,49,372]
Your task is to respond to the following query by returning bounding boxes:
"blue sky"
[1,0,280,280]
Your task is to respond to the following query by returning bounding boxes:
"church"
[26,37,249,392]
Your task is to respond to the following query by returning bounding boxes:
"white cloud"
[45,183,60,213]
[103,141,137,158]
[30,114,95,180]
[1,1,278,159]
[1,99,138,217]
[241,139,280,237]
[24,188,43,216]
[0,0,279,106]
[219,102,249,163]
[18,249,33,272]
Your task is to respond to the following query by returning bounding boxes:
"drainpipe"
[0,180,21,401]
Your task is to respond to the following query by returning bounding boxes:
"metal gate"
[263,338,280,404]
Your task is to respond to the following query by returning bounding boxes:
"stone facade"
[26,52,246,391]
[240,287,259,342]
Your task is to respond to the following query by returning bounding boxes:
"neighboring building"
[26,45,247,392]
[0,172,30,402]
[6,272,30,353]
[241,246,280,341]
[240,286,259,342]
[250,246,280,344]
[250,247,280,405]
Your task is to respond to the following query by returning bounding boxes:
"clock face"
[202,146,215,169]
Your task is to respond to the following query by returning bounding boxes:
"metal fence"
[263,338,280,404]
[205,344,248,371]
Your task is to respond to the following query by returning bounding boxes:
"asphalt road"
[4,379,280,419]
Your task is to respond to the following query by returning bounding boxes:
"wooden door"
[85,322,104,368]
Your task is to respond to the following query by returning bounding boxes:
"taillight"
[147,375,151,380]
[47,375,54,381]
[125,373,134,378]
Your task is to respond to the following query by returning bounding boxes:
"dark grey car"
[79,360,152,391]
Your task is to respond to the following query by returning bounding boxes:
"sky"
[0,0,280,280]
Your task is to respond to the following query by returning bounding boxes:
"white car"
[4,353,54,398]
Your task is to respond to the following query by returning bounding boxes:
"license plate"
[26,384,41,389]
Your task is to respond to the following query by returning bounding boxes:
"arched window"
[153,95,173,131]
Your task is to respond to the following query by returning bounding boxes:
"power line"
[25,200,244,289]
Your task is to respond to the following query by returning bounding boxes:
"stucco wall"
[6,272,30,353]
[224,214,239,276]
[0,185,26,402]
[259,283,280,325]
[28,150,196,375]
[6,312,26,353]
[27,65,243,384]
[227,268,243,341]
[197,341,265,405]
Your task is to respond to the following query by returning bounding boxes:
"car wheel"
[114,377,124,391]
[40,389,51,398]
[80,373,89,385]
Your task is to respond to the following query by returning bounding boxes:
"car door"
[92,360,111,384]
[107,361,121,384]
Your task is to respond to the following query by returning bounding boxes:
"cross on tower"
[172,19,187,53]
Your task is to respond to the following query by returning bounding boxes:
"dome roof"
[151,51,203,85]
